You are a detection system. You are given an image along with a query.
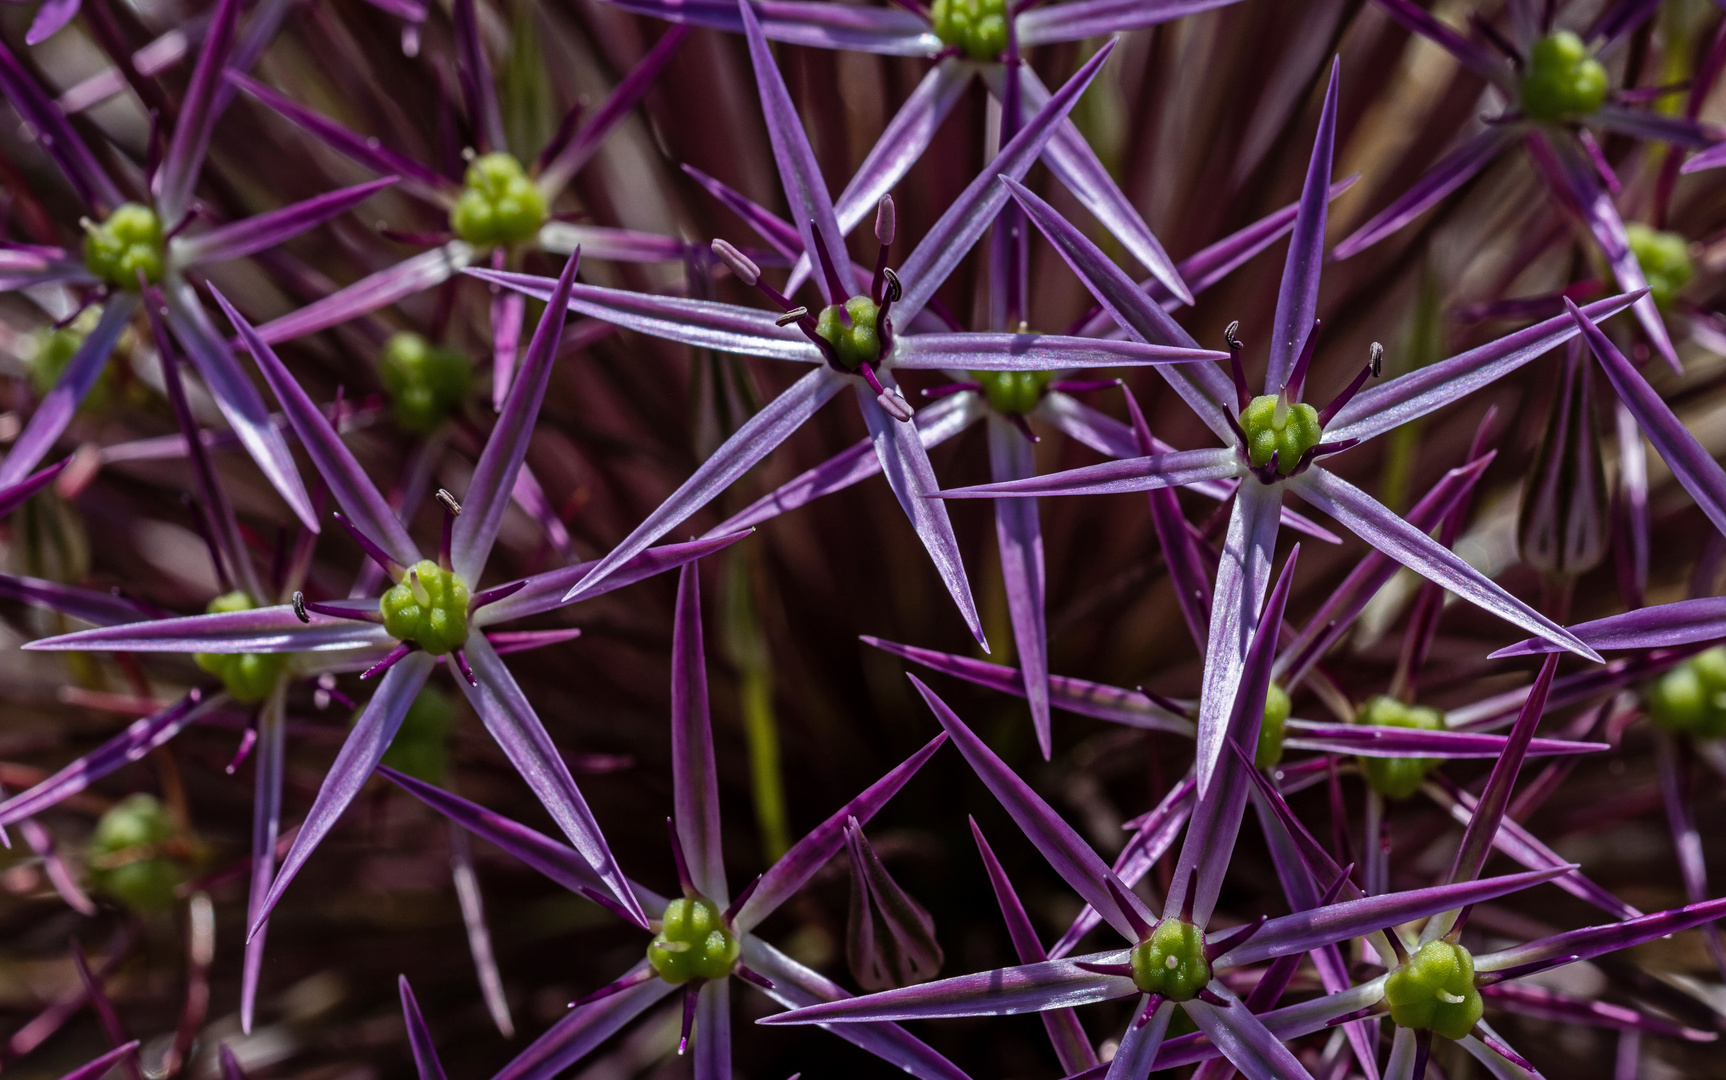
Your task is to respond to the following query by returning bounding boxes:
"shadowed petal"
[1476,894,1726,977]
[909,674,1151,939]
[757,949,1135,1023]
[166,283,317,529]
[560,366,845,605]
[0,296,136,488]
[733,733,947,932]
[1052,775,1197,958]
[1333,126,1516,260]
[1287,468,1599,661]
[1372,0,1507,80]
[672,563,727,904]
[400,976,449,1080]
[494,960,676,1080]
[847,820,943,988]
[1654,732,1726,982]
[155,0,241,223]
[597,0,936,53]
[987,418,1051,755]
[536,224,689,263]
[1445,657,1559,888]
[53,1044,141,1080]
[1127,388,1213,652]
[1264,58,1338,394]
[257,243,474,345]
[214,286,415,557]
[1107,997,1176,1080]
[1281,721,1602,759]
[241,695,286,1033]
[0,570,161,626]
[1187,987,1317,1080]
[896,42,1116,325]
[0,42,123,210]
[1492,596,1726,657]
[479,533,752,625]
[249,652,435,938]
[451,251,579,578]
[1325,294,1639,445]
[894,332,1223,370]
[1018,0,1243,44]
[452,0,505,152]
[937,447,1240,499]
[1567,297,1726,539]
[176,178,399,266]
[857,378,984,646]
[537,26,691,197]
[741,938,973,1080]
[456,635,647,927]
[1591,104,1718,148]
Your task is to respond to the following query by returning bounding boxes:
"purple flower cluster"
[0,0,1725,1078]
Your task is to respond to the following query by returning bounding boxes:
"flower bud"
[845,818,942,990]
[1518,341,1607,579]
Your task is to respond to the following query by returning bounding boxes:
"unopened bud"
[844,817,942,990]
[875,195,896,246]
[710,238,759,286]
[1518,341,1606,578]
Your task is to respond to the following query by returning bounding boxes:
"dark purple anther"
[1224,321,1251,413]
[1317,342,1383,426]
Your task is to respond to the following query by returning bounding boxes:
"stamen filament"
[361,640,417,680]
[1285,317,1321,402]
[451,648,477,687]
[808,219,847,304]
[568,967,656,1009]
[333,511,405,579]
[667,816,696,897]
[677,983,700,1055]
[470,579,527,613]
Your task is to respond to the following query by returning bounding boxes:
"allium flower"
[380,562,967,1080]
[0,0,395,526]
[940,62,1608,798]
[476,26,1224,649]
[1332,0,1724,366]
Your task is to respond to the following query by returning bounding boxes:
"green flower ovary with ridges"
[816,295,882,370]
[1384,939,1483,1040]
[380,560,471,655]
[930,0,1007,60]
[647,897,740,983]
[1626,223,1692,309]
[83,203,165,290]
[973,370,1053,415]
[1519,31,1608,122]
[27,311,117,408]
[450,153,547,247]
[87,793,189,911]
[1355,695,1444,799]
[380,685,457,783]
[194,591,287,704]
[1646,646,1726,740]
[1240,395,1322,477]
[380,332,473,433]
[1256,682,1291,769]
[1129,918,1210,1001]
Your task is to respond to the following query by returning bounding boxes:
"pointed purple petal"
[536,224,690,263]
[908,674,1149,940]
[1126,389,1212,652]
[0,570,160,626]
[1654,732,1726,982]
[1447,656,1559,888]
[249,653,435,938]
[1018,0,1243,44]
[937,447,1239,499]
[1186,988,1317,1080]
[694,978,731,1080]
[1052,775,1197,959]
[538,26,691,197]
[213,285,420,560]
[1215,865,1574,970]
[1476,895,1726,977]
[893,332,1223,370]
[155,0,241,224]
[1591,104,1719,147]
[1288,468,1599,660]
[1372,0,1507,79]
[24,604,388,654]
[671,563,727,904]
[0,296,136,488]
[986,419,1051,755]
[1492,595,1726,657]
[560,367,845,605]
[1325,294,1639,445]
[1280,721,1603,759]
[1333,127,1515,260]
[493,960,675,1080]
[176,178,398,266]
[165,284,318,530]
[733,733,947,932]
[53,1043,141,1080]
[241,700,285,1033]
[0,39,124,210]
[399,976,449,1080]
[595,0,934,53]
[1264,58,1338,393]
[452,252,579,578]
[1107,997,1176,1080]
[24,0,81,45]
[895,41,1116,324]
[478,533,752,625]
[452,0,506,152]
[257,243,472,345]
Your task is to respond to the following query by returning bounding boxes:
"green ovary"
[381,685,457,784]
[1355,695,1444,799]
[450,153,547,246]
[930,0,1008,60]
[380,560,471,655]
[1385,939,1483,1040]
[194,591,287,704]
[1519,31,1608,122]
[381,332,473,433]
[83,203,165,290]
[816,295,882,370]
[87,793,189,911]
[27,311,116,408]
[1129,918,1210,1002]
[1240,395,1322,477]
[1256,682,1291,769]
[1626,223,1692,309]
[648,897,741,983]
[973,370,1053,415]
[1646,647,1726,740]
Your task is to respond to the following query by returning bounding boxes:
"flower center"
[1626,223,1692,309]
[816,295,883,371]
[930,0,1009,61]
[1241,394,1322,478]
[1354,695,1444,799]
[973,370,1053,415]
[88,793,192,911]
[194,591,288,704]
[1384,939,1483,1040]
[1519,31,1608,122]
[380,332,473,433]
[648,896,741,983]
[1646,647,1726,739]
[380,559,471,655]
[450,152,547,247]
[1256,682,1291,770]
[1128,918,1210,1001]
[82,202,165,290]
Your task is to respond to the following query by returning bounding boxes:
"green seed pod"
[450,153,548,247]
[1256,682,1291,769]
[1128,918,1210,1002]
[1384,939,1483,1040]
[1240,394,1322,477]
[1519,31,1608,122]
[1626,223,1693,309]
[193,591,288,704]
[972,370,1054,415]
[1354,695,1444,799]
[816,295,883,370]
[648,896,741,983]
[82,203,165,289]
[380,685,458,783]
[380,332,473,433]
[87,793,189,911]
[380,560,471,655]
[930,0,1009,60]
[1646,647,1726,739]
